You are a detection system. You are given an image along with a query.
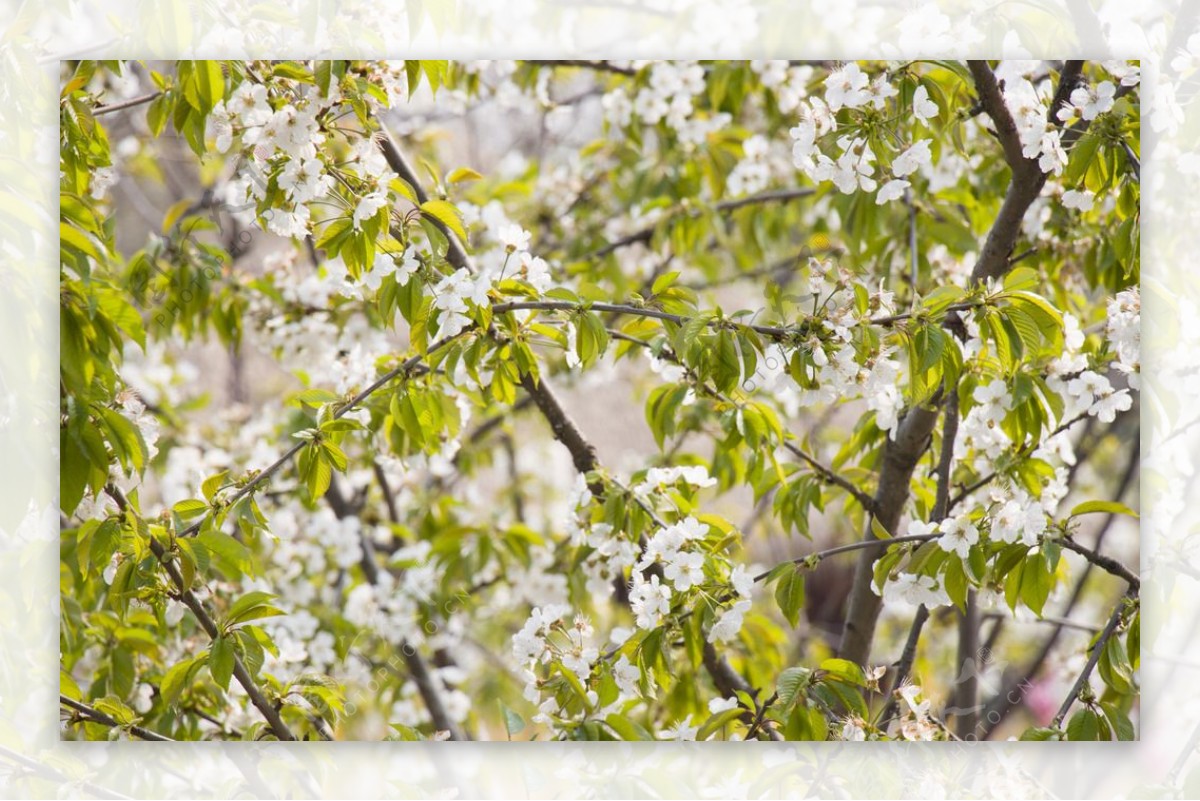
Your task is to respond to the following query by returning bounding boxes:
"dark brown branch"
[105,485,297,741]
[979,442,1138,736]
[882,605,930,720]
[881,393,959,724]
[374,122,472,273]
[371,461,400,527]
[518,373,601,491]
[1060,536,1140,590]
[838,404,939,664]
[532,59,637,76]
[1051,592,1134,727]
[323,475,466,741]
[967,61,1029,173]
[60,695,174,741]
[701,642,784,741]
[967,60,1083,285]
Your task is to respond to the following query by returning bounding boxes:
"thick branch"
[881,394,959,724]
[840,63,1088,664]
[701,642,784,741]
[838,404,938,664]
[969,60,1083,284]
[518,373,601,489]
[967,61,1028,173]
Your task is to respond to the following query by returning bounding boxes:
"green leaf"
[1019,726,1062,741]
[1065,708,1100,741]
[1019,551,1052,616]
[420,199,469,245]
[201,470,229,503]
[1099,701,1136,740]
[500,702,525,738]
[776,666,811,709]
[819,658,865,687]
[390,723,424,741]
[160,656,201,704]
[944,557,968,611]
[870,517,892,540]
[172,498,209,519]
[696,707,745,741]
[1069,500,1138,519]
[225,591,282,627]
[447,166,483,184]
[294,388,341,407]
[605,713,653,741]
[322,440,349,472]
[209,635,235,691]
[774,567,806,628]
[195,529,252,580]
[299,442,332,502]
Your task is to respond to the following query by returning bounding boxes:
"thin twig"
[178,331,470,538]
[60,695,175,741]
[91,91,162,116]
[1051,592,1134,727]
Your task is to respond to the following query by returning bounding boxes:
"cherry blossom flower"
[1062,189,1095,211]
[708,599,751,643]
[937,514,979,558]
[824,63,870,111]
[912,85,939,121]
[876,179,909,204]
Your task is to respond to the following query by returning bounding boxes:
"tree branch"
[1060,536,1140,591]
[60,695,175,741]
[325,475,467,741]
[531,59,637,76]
[839,62,1087,664]
[104,485,297,741]
[979,441,1138,736]
[92,91,162,116]
[582,187,816,261]
[374,121,473,273]
[969,60,1083,284]
[178,330,471,538]
[967,61,1029,173]
[750,533,939,584]
[1051,592,1134,727]
[701,642,784,741]
[881,393,958,725]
